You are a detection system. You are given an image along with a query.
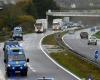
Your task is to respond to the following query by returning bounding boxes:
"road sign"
[95,50,99,61]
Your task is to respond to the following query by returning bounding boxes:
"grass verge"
[42,34,58,45]
[42,32,100,80]
[94,31,100,39]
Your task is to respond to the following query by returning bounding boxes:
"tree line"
[0,0,59,34]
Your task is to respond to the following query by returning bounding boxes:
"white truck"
[52,19,62,30]
[34,19,47,33]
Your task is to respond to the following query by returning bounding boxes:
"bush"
[16,15,36,33]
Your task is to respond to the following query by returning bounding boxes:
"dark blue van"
[4,45,29,77]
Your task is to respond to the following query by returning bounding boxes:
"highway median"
[42,31,100,80]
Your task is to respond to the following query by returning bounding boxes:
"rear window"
[81,32,88,35]
[12,49,20,52]
[6,41,19,45]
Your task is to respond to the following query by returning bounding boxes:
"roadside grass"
[50,51,100,79]
[42,32,100,80]
[94,31,100,39]
[42,34,58,45]
[42,31,67,45]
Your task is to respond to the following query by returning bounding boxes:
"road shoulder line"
[40,33,81,80]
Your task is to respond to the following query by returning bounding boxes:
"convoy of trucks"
[34,19,47,33]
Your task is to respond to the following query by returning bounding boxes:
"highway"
[63,28,100,63]
[0,30,79,80]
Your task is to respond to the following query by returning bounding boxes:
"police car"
[12,26,23,40]
[4,45,29,77]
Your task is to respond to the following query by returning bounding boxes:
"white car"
[88,36,97,45]
[68,29,75,34]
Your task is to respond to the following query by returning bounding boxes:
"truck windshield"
[8,54,26,61]
[35,23,42,29]
[14,29,22,34]
[53,23,59,25]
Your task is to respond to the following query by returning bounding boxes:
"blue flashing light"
[12,67,15,70]
[20,67,23,69]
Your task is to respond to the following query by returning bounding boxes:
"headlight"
[12,67,15,70]
[24,63,27,66]
[7,64,11,67]
[20,67,23,69]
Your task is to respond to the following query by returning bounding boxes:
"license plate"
[15,71,20,73]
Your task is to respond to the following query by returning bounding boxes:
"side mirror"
[27,58,29,62]
[4,59,6,63]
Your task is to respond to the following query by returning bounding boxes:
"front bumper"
[7,66,28,73]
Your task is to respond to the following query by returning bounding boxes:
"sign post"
[95,50,99,62]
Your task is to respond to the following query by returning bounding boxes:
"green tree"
[16,15,35,33]
[32,0,59,18]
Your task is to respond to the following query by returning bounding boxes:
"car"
[80,32,88,39]
[12,26,23,40]
[88,36,97,45]
[3,44,29,77]
[68,29,75,34]
[91,27,95,32]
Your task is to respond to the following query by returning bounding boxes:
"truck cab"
[12,27,23,40]
[52,22,60,30]
[34,19,47,33]
[34,23,43,33]
[52,19,62,30]
[4,45,29,77]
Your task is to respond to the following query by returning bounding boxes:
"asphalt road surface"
[63,28,100,63]
[0,30,79,80]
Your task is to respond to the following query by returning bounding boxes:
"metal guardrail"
[54,32,100,69]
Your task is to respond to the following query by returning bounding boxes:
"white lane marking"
[27,63,36,72]
[40,34,81,80]
[0,70,5,80]
[90,47,93,50]
[62,35,73,50]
